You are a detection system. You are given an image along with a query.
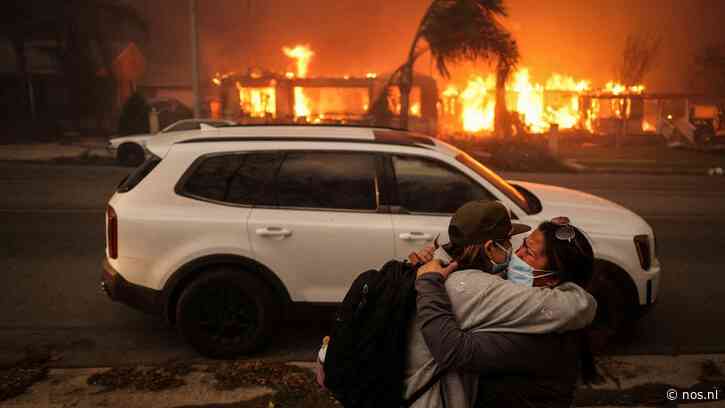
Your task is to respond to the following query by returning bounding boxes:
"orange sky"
[133,0,725,92]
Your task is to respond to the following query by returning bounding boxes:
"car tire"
[586,261,639,353]
[117,143,145,167]
[176,267,279,358]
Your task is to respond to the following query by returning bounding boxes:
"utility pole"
[190,0,201,118]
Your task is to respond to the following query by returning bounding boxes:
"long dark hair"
[538,221,600,384]
[538,221,594,287]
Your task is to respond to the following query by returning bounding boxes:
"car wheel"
[176,267,279,358]
[586,261,639,353]
[117,143,145,167]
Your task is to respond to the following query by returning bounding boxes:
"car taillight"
[634,235,650,270]
[107,205,118,259]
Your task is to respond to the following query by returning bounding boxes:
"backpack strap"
[402,369,446,407]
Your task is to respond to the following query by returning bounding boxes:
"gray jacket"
[402,259,597,408]
[416,273,581,407]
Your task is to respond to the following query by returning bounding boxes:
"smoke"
[132,0,725,92]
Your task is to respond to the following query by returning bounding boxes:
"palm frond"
[420,0,518,78]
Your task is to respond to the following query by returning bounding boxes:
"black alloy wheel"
[176,268,279,358]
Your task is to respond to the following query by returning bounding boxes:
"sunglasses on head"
[550,216,587,255]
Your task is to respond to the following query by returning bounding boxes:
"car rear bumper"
[101,258,162,316]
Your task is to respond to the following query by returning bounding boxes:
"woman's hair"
[537,221,594,287]
[441,241,492,272]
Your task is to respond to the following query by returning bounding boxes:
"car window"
[227,152,283,205]
[392,155,496,214]
[182,155,245,202]
[116,154,162,193]
[181,153,283,205]
[276,152,378,210]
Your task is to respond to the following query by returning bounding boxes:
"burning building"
[209,45,439,134]
[439,68,653,137]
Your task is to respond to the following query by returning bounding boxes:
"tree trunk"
[494,60,510,139]
[399,62,413,129]
[398,2,436,130]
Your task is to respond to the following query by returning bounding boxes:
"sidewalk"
[0,139,113,163]
[2,354,724,407]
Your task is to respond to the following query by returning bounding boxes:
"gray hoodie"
[402,249,597,408]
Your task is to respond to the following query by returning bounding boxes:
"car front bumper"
[101,258,162,316]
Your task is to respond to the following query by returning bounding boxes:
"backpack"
[323,260,443,408]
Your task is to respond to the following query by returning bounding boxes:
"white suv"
[101,125,661,357]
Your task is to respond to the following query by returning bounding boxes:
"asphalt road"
[1,162,724,367]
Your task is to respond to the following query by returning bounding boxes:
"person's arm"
[415,260,597,335]
[416,273,572,373]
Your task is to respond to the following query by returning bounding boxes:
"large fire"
[283,45,314,118]
[215,44,650,135]
[443,68,645,134]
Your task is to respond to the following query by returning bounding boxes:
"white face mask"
[506,253,557,287]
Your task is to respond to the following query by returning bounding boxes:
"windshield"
[455,151,533,214]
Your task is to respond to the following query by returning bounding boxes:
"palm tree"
[375,0,518,134]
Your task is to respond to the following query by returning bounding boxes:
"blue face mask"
[490,242,512,273]
[506,253,557,287]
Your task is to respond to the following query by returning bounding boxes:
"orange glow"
[387,86,423,118]
[512,69,546,132]
[642,120,656,132]
[283,44,314,118]
[460,75,496,132]
[446,68,646,134]
[282,45,314,77]
[236,82,276,118]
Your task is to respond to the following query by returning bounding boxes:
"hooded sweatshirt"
[402,249,597,408]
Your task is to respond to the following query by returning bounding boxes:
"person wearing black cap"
[407,200,530,274]
[402,201,597,408]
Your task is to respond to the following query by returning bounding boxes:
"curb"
[2,355,724,407]
[563,159,723,176]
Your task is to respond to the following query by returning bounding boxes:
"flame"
[283,44,314,118]
[236,82,276,118]
[282,45,314,77]
[387,86,423,117]
[449,68,646,134]
[460,76,496,132]
[603,81,645,95]
[512,69,547,132]
[642,120,656,132]
[410,102,421,117]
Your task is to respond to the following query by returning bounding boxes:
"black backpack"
[323,260,443,408]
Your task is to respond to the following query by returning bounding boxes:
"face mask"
[490,242,512,273]
[506,253,557,287]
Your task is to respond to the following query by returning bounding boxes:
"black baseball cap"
[448,201,531,246]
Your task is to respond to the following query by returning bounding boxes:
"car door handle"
[255,227,292,238]
[399,232,434,241]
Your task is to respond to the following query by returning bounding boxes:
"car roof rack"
[174,126,436,149]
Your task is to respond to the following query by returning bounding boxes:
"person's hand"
[416,259,458,280]
[407,244,435,265]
